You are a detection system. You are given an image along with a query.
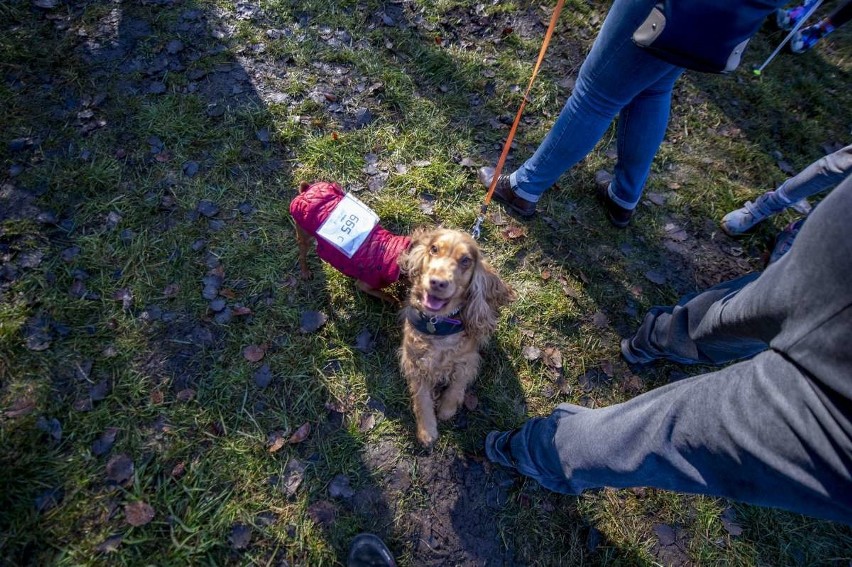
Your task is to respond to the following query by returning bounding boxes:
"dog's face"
[402,229,481,316]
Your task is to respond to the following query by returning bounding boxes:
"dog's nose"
[429,277,449,291]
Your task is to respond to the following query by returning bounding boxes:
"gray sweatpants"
[503,175,852,524]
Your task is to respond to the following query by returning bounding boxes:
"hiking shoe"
[791,22,833,53]
[595,173,633,228]
[620,337,656,365]
[720,191,788,236]
[478,166,537,217]
[485,430,518,470]
[347,533,397,567]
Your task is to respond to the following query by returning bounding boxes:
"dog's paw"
[437,402,458,422]
[417,426,438,448]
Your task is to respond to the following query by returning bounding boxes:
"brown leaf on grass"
[162,283,180,298]
[501,225,527,240]
[329,474,355,499]
[232,306,252,316]
[95,534,123,553]
[300,311,328,333]
[721,507,743,536]
[358,413,375,432]
[4,397,36,418]
[171,461,186,479]
[92,427,119,457]
[90,380,110,401]
[540,269,551,281]
[112,288,133,310]
[149,390,164,405]
[558,277,581,300]
[219,287,236,299]
[288,422,311,444]
[622,373,644,393]
[253,364,273,388]
[275,458,306,497]
[209,264,225,278]
[522,345,542,361]
[599,360,614,378]
[307,500,336,528]
[645,271,666,285]
[243,344,267,362]
[464,392,479,411]
[592,311,609,328]
[229,523,252,550]
[106,454,134,485]
[176,388,195,402]
[124,501,155,527]
[542,347,563,369]
[267,430,286,453]
[72,398,93,412]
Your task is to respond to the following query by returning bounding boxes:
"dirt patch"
[405,449,515,566]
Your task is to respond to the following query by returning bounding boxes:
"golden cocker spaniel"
[398,228,515,447]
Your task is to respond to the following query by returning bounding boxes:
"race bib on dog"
[316,193,379,258]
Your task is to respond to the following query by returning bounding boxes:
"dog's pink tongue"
[422,292,448,312]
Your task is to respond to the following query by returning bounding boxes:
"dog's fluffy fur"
[398,228,514,447]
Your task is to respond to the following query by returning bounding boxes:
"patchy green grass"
[1,0,851,564]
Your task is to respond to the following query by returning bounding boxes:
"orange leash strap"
[472,0,566,238]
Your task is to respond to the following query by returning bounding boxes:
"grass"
[1,0,851,564]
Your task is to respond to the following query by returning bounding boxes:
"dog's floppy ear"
[398,228,432,278]
[463,256,515,339]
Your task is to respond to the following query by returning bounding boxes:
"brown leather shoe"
[478,167,536,217]
[595,173,633,228]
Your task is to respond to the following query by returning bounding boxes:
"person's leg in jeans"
[775,144,852,203]
[721,144,852,235]
[487,175,852,524]
[508,0,683,205]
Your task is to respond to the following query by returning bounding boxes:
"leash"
[471,0,566,239]
[753,0,823,76]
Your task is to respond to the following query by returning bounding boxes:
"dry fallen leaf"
[287,422,311,444]
[162,283,180,298]
[243,344,267,362]
[124,501,155,527]
[229,523,252,550]
[176,388,195,402]
[106,454,134,485]
[307,500,336,528]
[171,461,186,479]
[267,430,287,453]
[358,413,376,432]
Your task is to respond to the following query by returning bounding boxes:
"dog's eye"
[429,245,439,255]
[459,256,472,269]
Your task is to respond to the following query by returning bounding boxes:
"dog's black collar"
[408,307,464,336]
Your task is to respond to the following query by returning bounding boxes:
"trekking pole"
[753,0,824,75]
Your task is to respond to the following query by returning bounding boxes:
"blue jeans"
[488,175,852,525]
[511,0,683,210]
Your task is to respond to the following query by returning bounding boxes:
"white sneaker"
[720,192,787,235]
[721,205,764,235]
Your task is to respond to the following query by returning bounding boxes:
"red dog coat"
[290,181,411,289]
